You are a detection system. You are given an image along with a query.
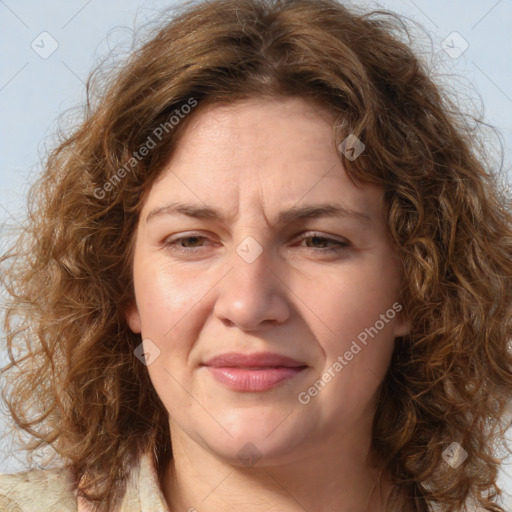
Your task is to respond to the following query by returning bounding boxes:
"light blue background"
[1,0,511,506]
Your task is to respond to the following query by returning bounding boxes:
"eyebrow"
[145,201,371,225]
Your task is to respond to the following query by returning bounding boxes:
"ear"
[394,309,411,338]
[125,301,142,334]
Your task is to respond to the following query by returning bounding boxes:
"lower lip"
[205,366,306,391]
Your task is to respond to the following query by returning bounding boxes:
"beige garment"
[0,451,170,512]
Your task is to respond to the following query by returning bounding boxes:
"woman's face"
[126,96,409,466]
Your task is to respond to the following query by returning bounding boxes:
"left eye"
[297,234,350,251]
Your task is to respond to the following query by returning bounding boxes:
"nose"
[213,237,290,331]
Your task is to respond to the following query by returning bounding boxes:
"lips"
[202,352,308,392]
[203,352,306,369]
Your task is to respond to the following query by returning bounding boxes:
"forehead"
[174,96,337,166]
[144,97,382,223]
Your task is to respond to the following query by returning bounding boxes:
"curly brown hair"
[1,0,511,511]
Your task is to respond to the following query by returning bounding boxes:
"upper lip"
[203,352,307,368]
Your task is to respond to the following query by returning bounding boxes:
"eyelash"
[163,232,350,254]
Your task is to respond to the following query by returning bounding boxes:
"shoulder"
[0,466,77,512]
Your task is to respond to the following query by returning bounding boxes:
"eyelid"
[163,232,213,252]
[297,231,350,246]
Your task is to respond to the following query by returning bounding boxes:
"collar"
[119,450,170,511]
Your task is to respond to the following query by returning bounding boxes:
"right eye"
[163,234,212,253]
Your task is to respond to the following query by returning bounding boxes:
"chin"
[208,437,303,468]
[199,417,309,468]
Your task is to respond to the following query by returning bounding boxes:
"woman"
[1,0,511,511]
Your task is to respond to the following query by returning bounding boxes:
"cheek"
[135,266,203,410]
[314,266,400,342]
[311,261,400,391]
[312,292,397,420]
[320,293,396,375]
[133,262,214,399]
[134,261,206,338]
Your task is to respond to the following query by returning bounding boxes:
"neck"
[161,422,394,512]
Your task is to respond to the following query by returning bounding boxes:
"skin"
[126,96,411,512]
